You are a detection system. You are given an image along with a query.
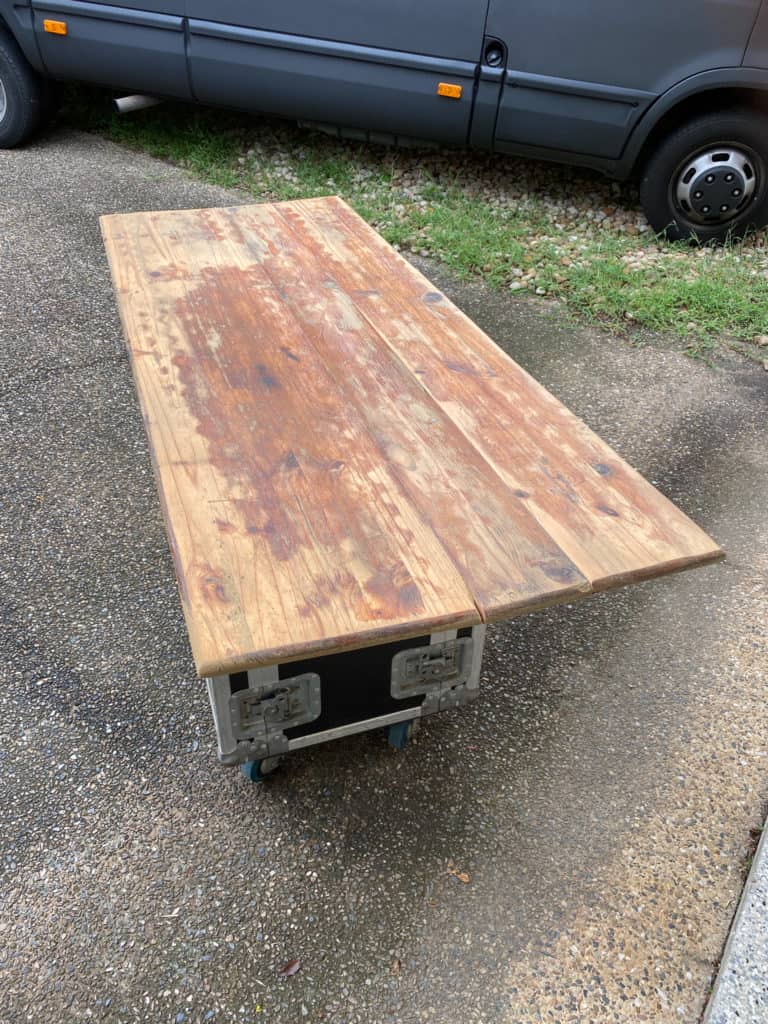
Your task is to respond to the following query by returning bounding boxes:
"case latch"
[391,638,475,714]
[229,673,321,758]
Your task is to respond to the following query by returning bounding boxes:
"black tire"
[0,27,45,148]
[639,109,768,244]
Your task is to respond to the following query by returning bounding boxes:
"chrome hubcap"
[675,147,757,224]
[0,78,6,125]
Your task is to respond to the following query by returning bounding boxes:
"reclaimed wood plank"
[101,208,483,677]
[284,197,724,606]
[195,203,591,621]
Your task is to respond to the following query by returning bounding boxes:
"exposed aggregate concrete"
[1,129,767,1024]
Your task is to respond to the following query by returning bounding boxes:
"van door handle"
[483,38,506,68]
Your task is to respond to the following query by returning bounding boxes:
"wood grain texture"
[208,203,591,617]
[101,207,483,676]
[101,198,722,676]
[280,197,724,605]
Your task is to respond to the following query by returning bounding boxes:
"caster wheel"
[240,756,282,782]
[388,720,418,750]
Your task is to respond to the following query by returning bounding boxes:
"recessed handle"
[483,39,506,68]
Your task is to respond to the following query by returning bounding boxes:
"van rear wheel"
[639,109,768,244]
[0,27,44,148]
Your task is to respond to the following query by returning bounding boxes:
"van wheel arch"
[631,86,768,179]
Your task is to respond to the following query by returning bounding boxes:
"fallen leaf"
[390,959,401,976]
[279,958,302,978]
[447,861,471,884]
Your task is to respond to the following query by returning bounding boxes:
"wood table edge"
[483,544,724,624]
[194,607,483,678]
[587,544,725,595]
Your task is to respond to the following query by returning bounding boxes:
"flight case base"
[206,625,486,774]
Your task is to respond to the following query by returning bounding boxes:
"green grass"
[62,89,768,355]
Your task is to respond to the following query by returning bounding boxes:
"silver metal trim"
[247,664,279,687]
[466,624,487,693]
[114,95,162,115]
[230,672,321,745]
[287,707,420,751]
[429,629,458,644]
[208,624,487,763]
[206,674,239,759]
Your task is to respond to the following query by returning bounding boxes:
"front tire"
[0,28,45,148]
[639,109,768,244]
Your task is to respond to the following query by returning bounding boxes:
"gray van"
[2,0,768,243]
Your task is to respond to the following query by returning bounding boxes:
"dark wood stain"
[537,561,578,583]
[365,567,423,614]
[255,363,280,391]
[149,266,187,281]
[169,276,304,564]
[197,564,230,605]
[443,359,496,378]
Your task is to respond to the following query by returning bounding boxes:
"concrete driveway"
[1,128,767,1024]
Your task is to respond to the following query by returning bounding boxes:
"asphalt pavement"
[1,128,767,1024]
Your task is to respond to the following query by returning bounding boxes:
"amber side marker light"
[43,19,68,35]
[437,82,462,99]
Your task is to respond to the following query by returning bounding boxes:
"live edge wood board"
[100,197,723,678]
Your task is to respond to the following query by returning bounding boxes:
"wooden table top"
[101,197,722,677]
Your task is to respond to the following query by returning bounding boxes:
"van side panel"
[486,0,762,158]
[30,0,190,97]
[744,1,768,67]
[494,76,654,160]
[188,25,477,144]
[187,1,489,146]
[0,0,46,71]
